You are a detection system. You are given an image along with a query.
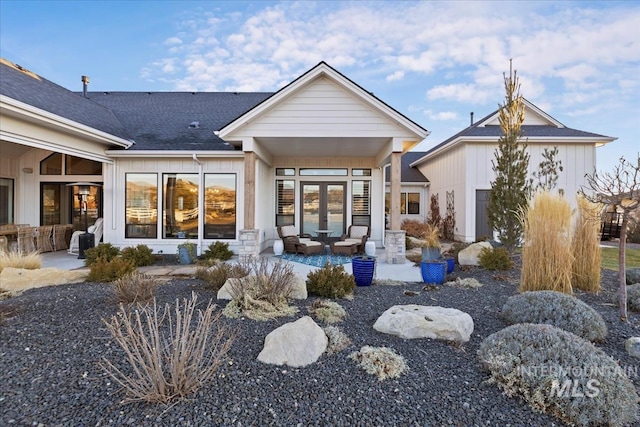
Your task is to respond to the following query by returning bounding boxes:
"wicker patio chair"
[277,225,314,254]
[337,225,370,254]
[53,224,69,251]
[16,226,37,254]
[36,225,54,253]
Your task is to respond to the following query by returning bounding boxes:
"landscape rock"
[458,242,492,266]
[373,304,474,343]
[625,337,640,359]
[257,316,327,367]
[626,267,640,286]
[217,273,307,300]
[0,267,88,293]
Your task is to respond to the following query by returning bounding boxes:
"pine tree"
[487,61,532,253]
[533,146,563,192]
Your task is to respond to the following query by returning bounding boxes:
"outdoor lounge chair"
[330,240,359,256]
[337,225,370,254]
[277,225,323,255]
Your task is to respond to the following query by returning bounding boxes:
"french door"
[301,182,346,240]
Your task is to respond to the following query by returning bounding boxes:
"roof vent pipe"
[81,75,90,98]
[470,112,474,126]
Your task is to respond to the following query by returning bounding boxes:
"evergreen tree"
[487,61,532,253]
[533,146,563,192]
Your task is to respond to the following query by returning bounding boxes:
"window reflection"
[163,174,199,239]
[205,174,236,239]
[126,174,158,238]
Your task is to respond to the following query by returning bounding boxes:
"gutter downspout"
[193,154,203,256]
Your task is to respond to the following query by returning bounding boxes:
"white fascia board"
[1,95,133,149]
[1,130,113,163]
[105,150,245,158]
[219,63,429,140]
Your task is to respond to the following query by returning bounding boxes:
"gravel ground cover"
[1,263,639,427]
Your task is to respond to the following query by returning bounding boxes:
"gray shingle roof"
[0,59,130,141]
[84,91,273,151]
[385,151,429,183]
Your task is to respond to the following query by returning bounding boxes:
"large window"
[204,174,236,239]
[125,174,158,238]
[163,174,198,239]
[352,180,371,226]
[40,153,101,175]
[276,180,295,226]
[0,178,14,225]
[385,191,421,215]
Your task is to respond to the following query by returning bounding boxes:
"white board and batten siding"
[235,77,420,139]
[417,144,468,241]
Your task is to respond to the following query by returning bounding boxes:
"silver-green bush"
[626,284,640,312]
[501,290,607,342]
[478,323,638,427]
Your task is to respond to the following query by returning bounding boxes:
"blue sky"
[1,0,638,173]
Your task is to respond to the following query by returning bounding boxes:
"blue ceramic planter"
[352,255,375,286]
[444,257,455,274]
[421,260,447,284]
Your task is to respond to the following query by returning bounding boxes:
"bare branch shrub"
[100,292,235,403]
[195,262,249,291]
[110,273,160,305]
[225,257,298,321]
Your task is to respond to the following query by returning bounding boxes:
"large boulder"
[0,267,88,293]
[217,273,307,300]
[373,304,474,343]
[257,316,327,367]
[458,241,492,266]
[627,267,640,286]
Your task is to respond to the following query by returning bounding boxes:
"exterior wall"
[104,155,245,255]
[418,144,468,241]
[384,182,429,224]
[233,77,419,139]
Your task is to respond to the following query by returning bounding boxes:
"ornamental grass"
[520,191,573,294]
[571,195,602,292]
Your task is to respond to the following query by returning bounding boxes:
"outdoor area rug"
[277,253,352,267]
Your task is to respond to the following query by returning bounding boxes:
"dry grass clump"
[0,250,41,273]
[349,346,408,381]
[520,191,573,294]
[110,273,160,305]
[100,292,235,404]
[224,257,298,321]
[195,262,249,291]
[571,195,602,292]
[323,326,352,354]
[308,299,347,324]
[501,291,607,342]
[478,323,638,427]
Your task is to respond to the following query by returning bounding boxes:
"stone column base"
[385,230,406,264]
[238,229,260,262]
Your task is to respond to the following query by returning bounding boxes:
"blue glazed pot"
[352,255,376,286]
[444,257,455,274]
[421,260,447,284]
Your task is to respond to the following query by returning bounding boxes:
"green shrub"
[502,291,607,342]
[478,323,638,427]
[195,262,249,291]
[121,245,155,267]
[306,262,355,298]
[202,241,234,261]
[88,256,136,282]
[624,284,640,312]
[110,273,159,304]
[478,246,513,270]
[85,243,121,267]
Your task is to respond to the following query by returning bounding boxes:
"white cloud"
[386,71,404,82]
[164,37,182,46]
[424,109,458,121]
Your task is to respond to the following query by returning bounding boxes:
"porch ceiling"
[256,136,389,158]
[0,140,30,157]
